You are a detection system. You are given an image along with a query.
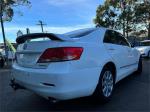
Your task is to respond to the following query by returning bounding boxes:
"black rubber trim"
[42,83,55,87]
[120,62,138,69]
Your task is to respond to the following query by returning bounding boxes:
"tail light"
[37,47,83,63]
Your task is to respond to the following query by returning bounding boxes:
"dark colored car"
[0,52,5,68]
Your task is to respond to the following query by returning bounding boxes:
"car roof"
[64,27,109,34]
[16,27,114,44]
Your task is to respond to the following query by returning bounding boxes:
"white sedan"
[11,27,142,103]
[135,40,150,58]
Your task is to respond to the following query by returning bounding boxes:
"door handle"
[128,50,131,52]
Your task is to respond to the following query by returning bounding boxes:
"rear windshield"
[64,29,95,38]
[27,37,50,42]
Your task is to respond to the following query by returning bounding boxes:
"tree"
[94,0,118,29]
[134,0,150,39]
[94,0,136,37]
[0,0,30,63]
[0,0,31,21]
[94,0,150,39]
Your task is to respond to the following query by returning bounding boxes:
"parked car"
[1,50,15,60]
[10,27,142,103]
[0,52,5,68]
[135,40,150,58]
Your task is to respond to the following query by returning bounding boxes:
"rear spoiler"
[16,33,75,44]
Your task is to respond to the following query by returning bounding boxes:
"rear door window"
[104,30,130,47]
[115,32,130,47]
[103,30,118,44]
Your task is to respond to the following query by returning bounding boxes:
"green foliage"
[0,0,31,21]
[94,0,150,38]
[133,0,150,38]
[94,0,119,29]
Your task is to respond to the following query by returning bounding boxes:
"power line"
[36,20,46,33]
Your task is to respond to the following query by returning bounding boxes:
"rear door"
[104,30,129,68]
[117,34,136,66]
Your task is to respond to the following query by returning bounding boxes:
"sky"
[0,0,104,43]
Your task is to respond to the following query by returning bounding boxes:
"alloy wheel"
[102,71,114,97]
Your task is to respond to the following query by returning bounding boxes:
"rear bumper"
[11,63,100,100]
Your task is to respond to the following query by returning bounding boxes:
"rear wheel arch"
[148,51,150,57]
[100,62,117,82]
[93,61,117,102]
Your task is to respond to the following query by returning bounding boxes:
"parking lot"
[0,59,150,111]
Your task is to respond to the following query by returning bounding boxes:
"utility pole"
[26,28,30,34]
[148,23,150,40]
[36,20,46,33]
[0,1,8,64]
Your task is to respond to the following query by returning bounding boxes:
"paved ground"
[0,59,150,111]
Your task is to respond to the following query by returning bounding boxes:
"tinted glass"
[103,30,118,44]
[115,32,130,46]
[104,30,130,47]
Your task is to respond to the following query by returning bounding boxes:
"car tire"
[136,58,142,74]
[148,51,150,58]
[93,65,115,103]
[0,59,4,68]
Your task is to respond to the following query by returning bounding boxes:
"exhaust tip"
[48,97,58,103]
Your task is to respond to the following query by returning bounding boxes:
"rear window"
[27,37,50,42]
[65,29,95,38]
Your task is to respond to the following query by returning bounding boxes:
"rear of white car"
[11,27,141,102]
[12,28,104,100]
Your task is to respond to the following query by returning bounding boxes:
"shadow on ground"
[1,59,150,111]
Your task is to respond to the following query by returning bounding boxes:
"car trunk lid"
[16,33,75,68]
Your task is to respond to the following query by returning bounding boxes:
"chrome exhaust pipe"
[48,97,58,103]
